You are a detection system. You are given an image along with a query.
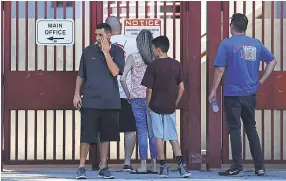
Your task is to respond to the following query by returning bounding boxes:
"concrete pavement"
[2,168,286,181]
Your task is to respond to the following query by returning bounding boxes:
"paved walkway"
[2,168,286,181]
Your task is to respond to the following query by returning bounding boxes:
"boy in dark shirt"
[141,36,191,178]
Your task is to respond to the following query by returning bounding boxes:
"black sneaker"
[255,169,266,176]
[122,165,133,172]
[158,165,169,178]
[98,167,114,179]
[76,167,87,179]
[218,168,243,176]
[178,164,192,178]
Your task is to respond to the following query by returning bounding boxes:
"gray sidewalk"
[2,168,286,181]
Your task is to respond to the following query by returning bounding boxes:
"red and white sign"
[124,19,161,37]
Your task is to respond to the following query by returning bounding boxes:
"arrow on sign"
[47,36,64,41]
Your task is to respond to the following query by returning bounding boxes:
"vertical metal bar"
[136,1,138,18]
[34,110,37,160]
[53,110,56,160]
[234,1,236,14]
[222,1,230,163]
[82,1,85,50]
[1,2,4,168]
[25,1,28,71]
[72,110,75,160]
[108,1,112,17]
[44,1,47,71]
[280,2,284,161]
[116,1,121,18]
[44,110,47,160]
[187,1,201,170]
[25,110,28,160]
[281,2,284,71]
[261,1,265,70]
[63,1,66,71]
[15,111,18,160]
[3,1,12,164]
[163,1,167,156]
[72,2,75,71]
[16,1,19,71]
[270,1,274,161]
[252,1,255,38]
[206,1,222,170]
[145,1,148,18]
[53,2,57,71]
[163,1,166,36]
[173,2,176,59]
[35,1,38,70]
[63,110,66,160]
[117,1,120,18]
[126,1,129,18]
[243,1,246,15]
[154,1,157,18]
[261,1,265,154]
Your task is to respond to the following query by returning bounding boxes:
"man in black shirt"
[73,23,125,179]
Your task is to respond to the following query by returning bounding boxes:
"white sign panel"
[36,19,74,45]
[124,19,161,38]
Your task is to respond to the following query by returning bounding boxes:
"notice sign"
[124,19,161,37]
[36,19,74,45]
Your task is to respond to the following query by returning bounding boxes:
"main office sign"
[36,19,74,45]
[124,19,161,38]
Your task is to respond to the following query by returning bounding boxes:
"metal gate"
[2,1,204,170]
[220,1,286,165]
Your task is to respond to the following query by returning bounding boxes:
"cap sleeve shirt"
[213,35,275,96]
[78,44,125,109]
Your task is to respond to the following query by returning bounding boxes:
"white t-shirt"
[110,34,138,98]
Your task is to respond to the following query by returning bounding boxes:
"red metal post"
[3,1,11,164]
[206,1,222,170]
[90,1,103,170]
[222,1,229,164]
[187,1,201,170]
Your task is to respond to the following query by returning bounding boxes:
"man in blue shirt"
[208,13,277,176]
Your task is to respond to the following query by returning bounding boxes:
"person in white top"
[105,16,137,172]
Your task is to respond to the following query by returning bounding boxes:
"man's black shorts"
[119,98,137,132]
[80,108,120,144]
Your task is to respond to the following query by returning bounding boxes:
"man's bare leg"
[99,142,110,169]
[169,140,182,157]
[156,138,165,163]
[79,143,90,168]
[124,131,136,166]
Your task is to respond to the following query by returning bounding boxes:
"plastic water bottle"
[211,100,219,112]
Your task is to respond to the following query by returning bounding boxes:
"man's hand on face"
[101,37,111,54]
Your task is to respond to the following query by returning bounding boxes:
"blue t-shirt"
[214,35,275,96]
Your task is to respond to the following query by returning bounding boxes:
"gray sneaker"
[98,167,114,179]
[178,164,192,178]
[158,165,169,178]
[76,167,87,179]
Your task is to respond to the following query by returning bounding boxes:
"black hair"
[96,23,112,34]
[230,13,248,33]
[151,36,170,53]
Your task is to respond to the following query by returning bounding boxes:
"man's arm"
[175,82,185,106]
[259,43,277,84]
[120,54,133,99]
[74,76,85,96]
[210,67,225,92]
[103,52,120,76]
[73,53,86,109]
[208,41,227,103]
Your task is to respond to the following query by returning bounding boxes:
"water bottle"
[211,100,219,112]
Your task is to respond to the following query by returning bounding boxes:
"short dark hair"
[152,36,169,53]
[96,23,112,34]
[231,13,248,33]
